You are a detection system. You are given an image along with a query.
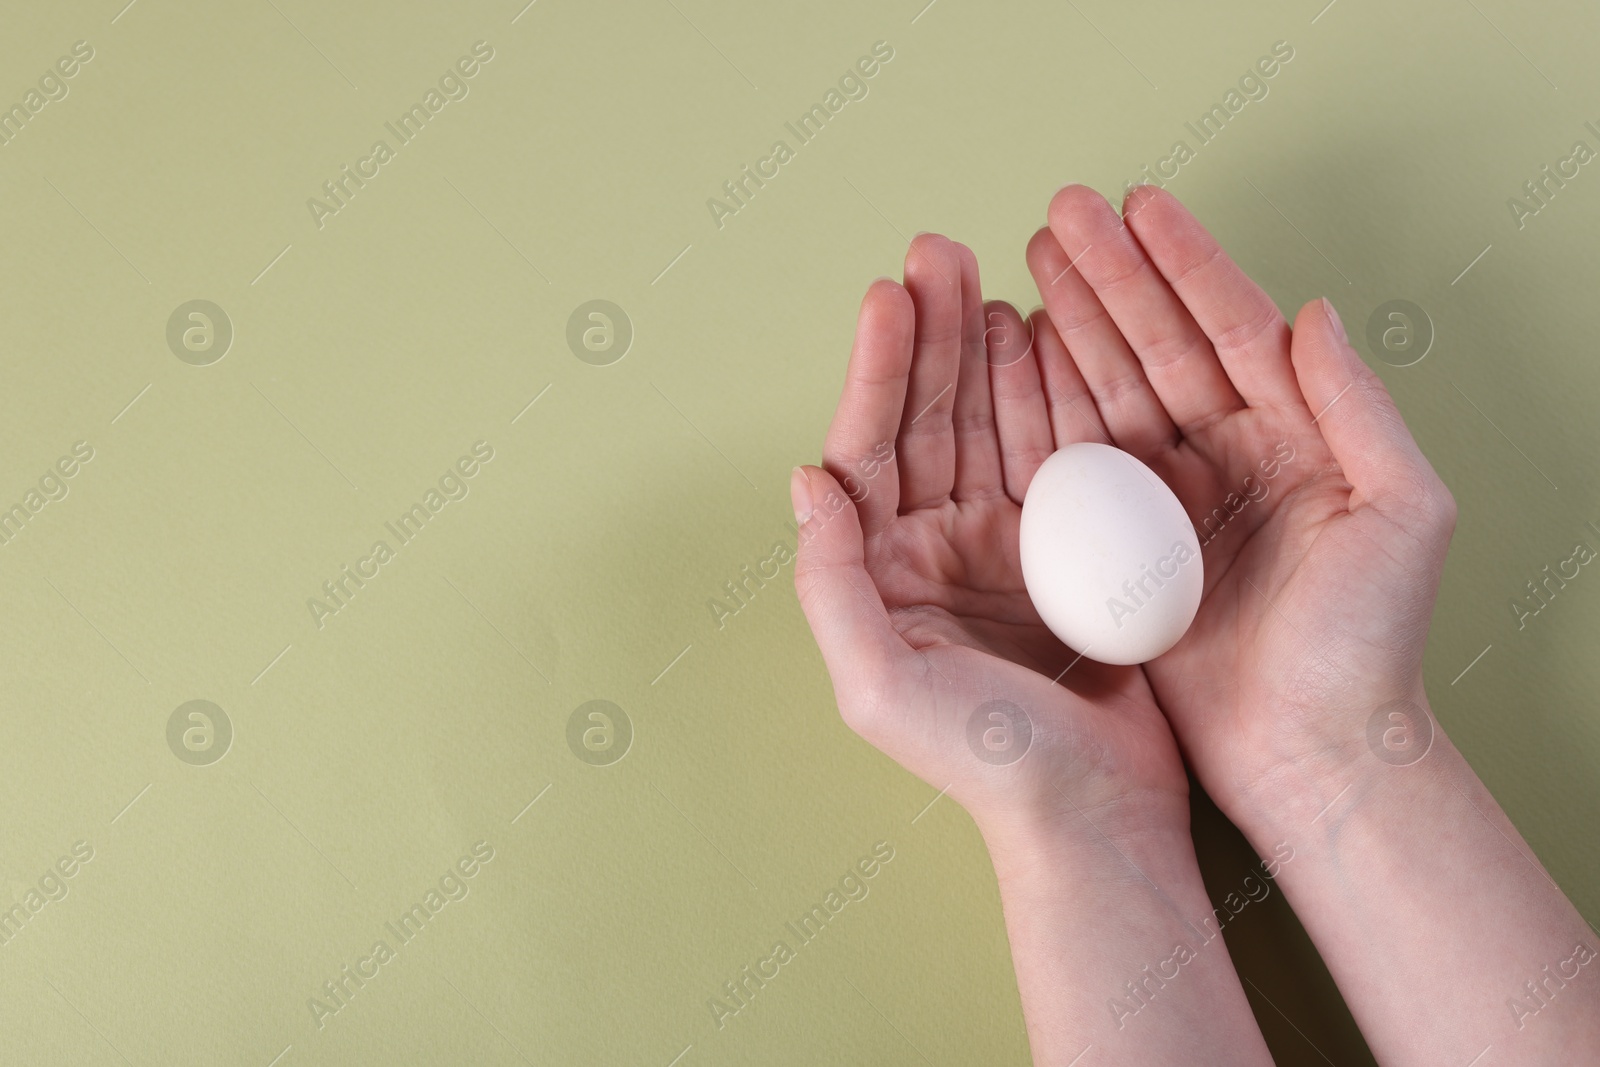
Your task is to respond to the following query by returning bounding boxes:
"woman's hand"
[1023,183,1456,818]
[790,232,1190,843]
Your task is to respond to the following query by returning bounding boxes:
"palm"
[859,491,1188,825]
[1137,410,1342,713]
[868,498,1065,674]
[1156,418,1441,777]
[873,490,1170,719]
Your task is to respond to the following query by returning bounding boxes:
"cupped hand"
[1023,184,1457,815]
[791,234,1191,844]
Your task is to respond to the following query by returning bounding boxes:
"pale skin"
[790,183,1600,1065]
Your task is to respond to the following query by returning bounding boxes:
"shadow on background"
[1192,782,1376,1066]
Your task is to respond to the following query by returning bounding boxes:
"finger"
[951,243,1005,501]
[823,279,913,537]
[791,464,908,697]
[983,300,1054,503]
[1122,184,1303,411]
[897,234,965,510]
[1026,224,1176,456]
[1029,307,1113,448]
[1290,299,1454,528]
[1046,184,1244,435]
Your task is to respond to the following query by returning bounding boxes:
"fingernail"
[790,466,813,525]
[1323,298,1348,344]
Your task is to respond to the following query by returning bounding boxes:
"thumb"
[790,465,906,697]
[1290,298,1456,530]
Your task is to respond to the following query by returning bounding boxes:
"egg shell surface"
[1018,442,1202,665]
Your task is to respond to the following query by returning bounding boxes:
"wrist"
[1209,684,1440,831]
[975,783,1193,888]
[974,780,1278,1067]
[1220,692,1449,847]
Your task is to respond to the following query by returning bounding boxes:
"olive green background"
[2,0,1597,1063]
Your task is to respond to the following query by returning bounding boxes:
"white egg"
[1019,442,1202,665]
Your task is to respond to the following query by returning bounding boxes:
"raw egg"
[1018,442,1202,665]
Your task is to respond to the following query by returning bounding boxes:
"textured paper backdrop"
[2,0,1596,1063]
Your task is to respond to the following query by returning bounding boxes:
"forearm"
[980,799,1274,1067]
[1228,701,1600,1064]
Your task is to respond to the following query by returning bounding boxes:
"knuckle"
[1132,328,1200,375]
[1054,298,1113,339]
[951,401,995,438]
[1089,243,1149,292]
[836,691,881,738]
[1421,479,1458,535]
[839,656,908,742]
[1165,239,1227,288]
[1210,301,1286,356]
[1385,469,1456,547]
[1093,367,1152,409]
